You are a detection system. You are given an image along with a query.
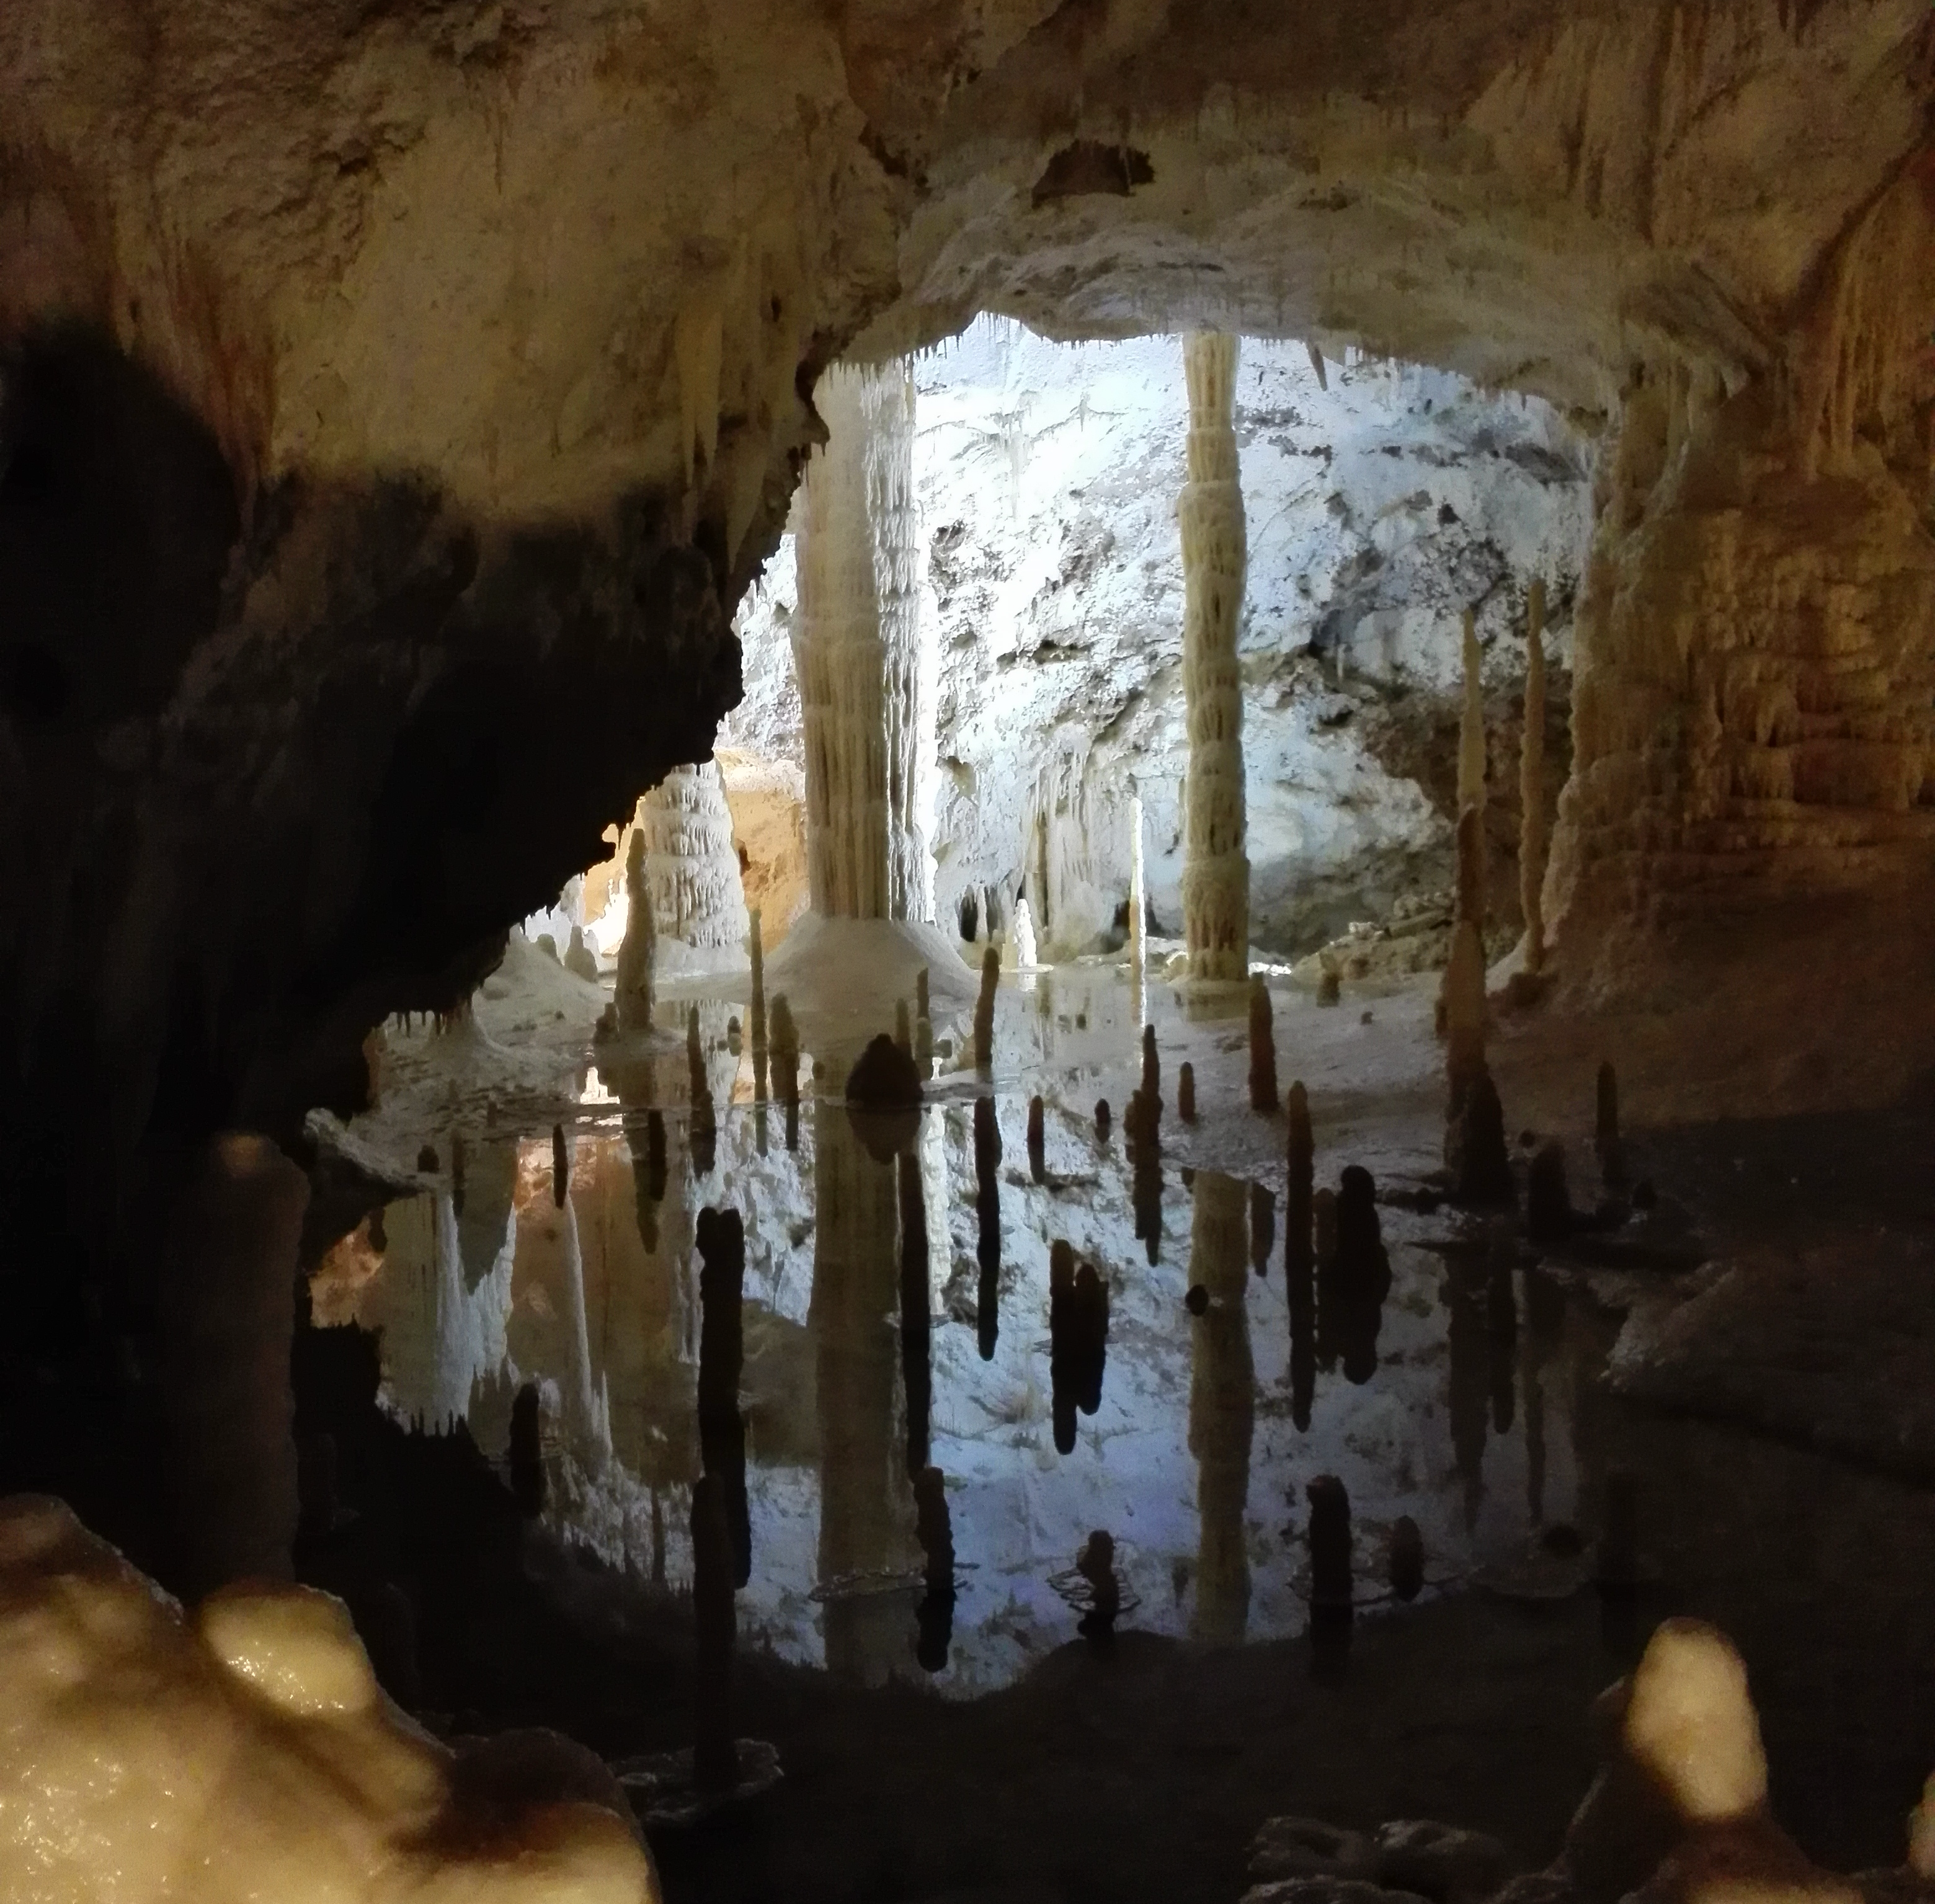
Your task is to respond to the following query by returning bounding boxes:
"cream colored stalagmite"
[1519,581,1548,975]
[614,825,656,1031]
[791,362,928,924]
[636,760,750,973]
[1177,333,1250,982]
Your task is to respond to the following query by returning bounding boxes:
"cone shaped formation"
[1178,333,1250,982]
[974,945,1000,1069]
[1178,1061,1196,1123]
[1247,974,1278,1113]
[615,825,656,1032]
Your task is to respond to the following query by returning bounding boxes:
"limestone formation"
[634,763,752,974]
[1026,1095,1046,1183]
[1248,976,1279,1114]
[1178,1062,1197,1124]
[1128,793,1147,969]
[696,1205,750,1588]
[1448,1070,1515,1208]
[1443,920,1488,1118]
[770,994,800,1129]
[1095,1099,1112,1142]
[1011,897,1039,970]
[564,926,600,984]
[0,1500,657,1903]
[1141,1023,1162,1126]
[974,945,1000,1070]
[509,1382,545,1518]
[749,909,767,1098]
[791,362,931,924]
[1178,333,1250,982]
[1520,581,1549,974]
[1527,1142,1574,1244]
[1250,1184,1274,1278]
[1457,608,1487,908]
[614,826,657,1033]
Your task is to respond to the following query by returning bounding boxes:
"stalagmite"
[159,1134,309,1593]
[636,762,752,973]
[1178,1061,1196,1123]
[974,945,999,1069]
[1306,1474,1353,1614]
[1128,793,1146,968]
[615,827,656,1032]
[791,362,930,923]
[688,1007,717,1178]
[912,1466,955,1673]
[1026,1094,1046,1182]
[1141,1023,1162,1125]
[749,909,767,1097]
[1248,974,1278,1113]
[915,1015,933,1079]
[1177,332,1250,982]
[1012,897,1039,969]
[1444,920,1488,1114]
[770,995,801,1150]
[1443,607,1488,1034]
[974,1095,1002,1360]
[564,926,600,983]
[1520,580,1548,974]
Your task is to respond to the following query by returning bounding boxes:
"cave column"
[791,363,933,925]
[1177,334,1250,982]
[634,762,752,971]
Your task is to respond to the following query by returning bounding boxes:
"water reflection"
[315,975,1594,1694]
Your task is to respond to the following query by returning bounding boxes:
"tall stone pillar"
[634,760,751,972]
[791,362,930,925]
[1177,334,1250,982]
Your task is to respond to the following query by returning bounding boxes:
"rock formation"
[696,1205,750,1588]
[790,363,930,925]
[1456,609,1487,921]
[0,1499,658,1903]
[1188,1170,1255,1642]
[1178,332,1250,982]
[1178,1062,1197,1124]
[973,1095,1002,1361]
[636,762,752,975]
[1248,976,1279,1114]
[1519,581,1549,975]
[974,946,1000,1070]
[749,909,768,1098]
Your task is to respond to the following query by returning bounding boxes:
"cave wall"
[729,324,1588,957]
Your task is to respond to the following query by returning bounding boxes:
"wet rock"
[1248,1817,1381,1887]
[1372,1820,1513,1904]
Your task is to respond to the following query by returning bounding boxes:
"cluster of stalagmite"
[1177,333,1250,983]
[791,363,931,925]
[635,762,751,970]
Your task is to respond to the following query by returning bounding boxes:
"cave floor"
[301,942,1935,1904]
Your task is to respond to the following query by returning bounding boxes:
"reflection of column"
[1178,333,1250,982]
[792,363,930,923]
[1188,1172,1253,1643]
[810,1101,917,1683]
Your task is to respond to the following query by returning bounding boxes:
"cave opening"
[7,9,1935,1903]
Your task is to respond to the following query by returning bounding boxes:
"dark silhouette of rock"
[845,1031,922,1162]
[1027,1093,1046,1182]
[974,1097,1002,1360]
[1251,1182,1275,1277]
[1307,1473,1353,1613]
[1076,1529,1121,1640]
[1528,1140,1575,1243]
[1389,1516,1425,1601]
[1141,1023,1162,1126]
[1179,1061,1197,1123]
[1185,1283,1210,1316]
[509,1381,544,1516]
[417,1142,439,1174]
[551,1124,568,1207]
[898,1154,931,1478]
[690,1473,739,1793]
[912,1465,955,1672]
[1596,1059,1626,1188]
[1095,1098,1112,1141]
[646,1110,667,1202]
[1447,1065,1515,1206]
[696,1205,750,1587]
[1250,974,1279,1113]
[974,945,999,1069]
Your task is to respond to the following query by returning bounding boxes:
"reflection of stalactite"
[1048,1240,1110,1457]
[1445,1255,1489,1532]
[1188,1172,1253,1644]
[912,1466,954,1675]
[792,362,930,923]
[1178,333,1250,981]
[1488,1252,1518,1436]
[1248,1183,1274,1278]
[691,1473,739,1792]
[771,995,800,1151]
[1129,1091,1164,1267]
[897,1154,931,1479]
[974,1098,1002,1361]
[809,1103,917,1684]
[688,1007,717,1179]
[697,1207,750,1588]
[1321,1166,1390,1386]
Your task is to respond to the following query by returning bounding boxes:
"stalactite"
[636,763,751,967]
[1247,974,1278,1114]
[749,909,767,1098]
[791,362,930,923]
[1519,580,1548,974]
[974,945,999,1069]
[1178,332,1250,982]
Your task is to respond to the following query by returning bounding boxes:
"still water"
[316,972,1600,1697]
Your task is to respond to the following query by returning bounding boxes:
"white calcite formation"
[635,762,752,975]
[791,363,932,925]
[0,1498,657,1903]
[1177,333,1252,982]
[731,327,1585,959]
